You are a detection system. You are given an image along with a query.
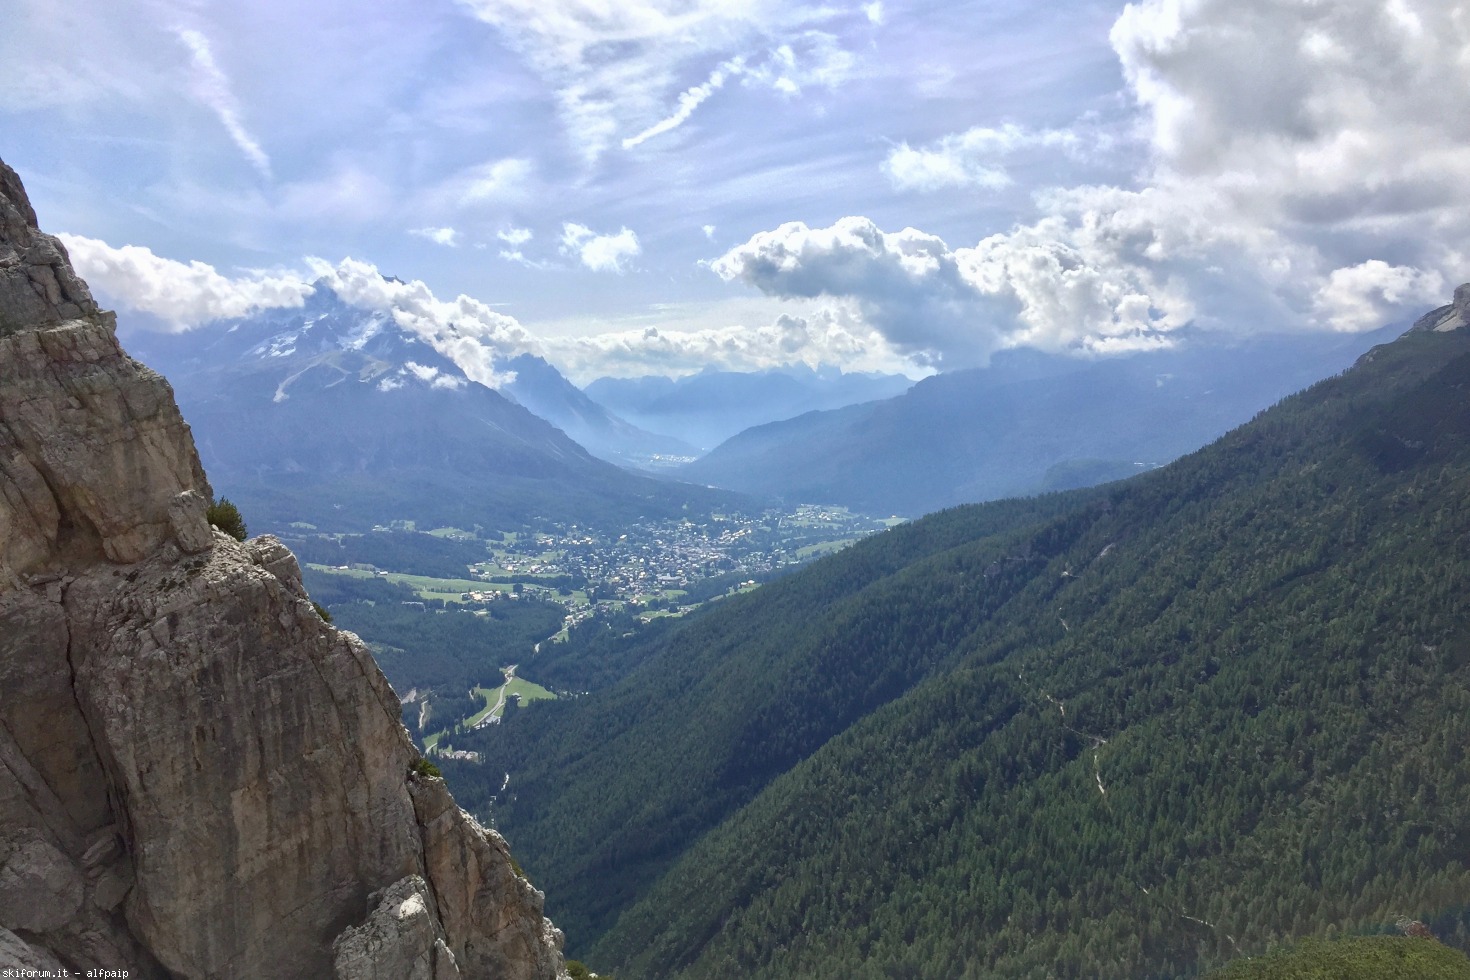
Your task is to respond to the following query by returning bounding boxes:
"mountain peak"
[1,157,567,977]
[1410,281,1470,333]
[0,160,101,334]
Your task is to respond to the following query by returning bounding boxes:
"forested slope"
[465,325,1470,978]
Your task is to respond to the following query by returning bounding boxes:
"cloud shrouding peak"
[562,223,641,273]
[60,236,540,389]
[304,257,541,388]
[57,234,314,328]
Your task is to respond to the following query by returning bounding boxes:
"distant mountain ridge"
[585,365,914,450]
[682,327,1403,516]
[457,287,1470,978]
[499,352,698,467]
[124,286,739,531]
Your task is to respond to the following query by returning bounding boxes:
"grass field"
[304,563,521,604]
[795,538,857,559]
[461,677,557,728]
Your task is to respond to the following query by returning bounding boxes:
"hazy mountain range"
[682,327,1402,516]
[585,366,915,451]
[447,297,1470,978]
[123,285,740,531]
[128,281,1410,533]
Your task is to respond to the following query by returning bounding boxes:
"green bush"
[1206,936,1470,979]
[206,497,247,541]
[311,601,333,624]
[409,758,442,779]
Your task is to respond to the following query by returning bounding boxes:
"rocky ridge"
[1411,281,1470,333]
[0,160,567,977]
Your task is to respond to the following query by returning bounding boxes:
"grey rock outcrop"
[1409,281,1470,332]
[0,158,567,978]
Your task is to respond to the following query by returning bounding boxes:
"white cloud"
[723,0,1470,366]
[410,226,462,247]
[305,257,542,388]
[863,3,884,26]
[495,227,539,265]
[882,124,1081,192]
[417,158,534,216]
[1314,261,1445,332]
[59,235,543,389]
[1105,0,1470,302]
[561,222,641,273]
[450,0,862,161]
[546,306,907,380]
[623,58,742,149]
[57,234,313,329]
[458,158,534,205]
[398,361,471,389]
[176,28,272,179]
[712,215,1192,367]
[743,32,855,97]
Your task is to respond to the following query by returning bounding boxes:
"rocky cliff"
[0,160,567,978]
[1411,281,1470,333]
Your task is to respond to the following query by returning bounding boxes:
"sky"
[2,0,1468,385]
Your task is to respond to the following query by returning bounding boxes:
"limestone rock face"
[1409,281,1470,333]
[0,163,98,336]
[0,160,567,978]
[333,876,462,980]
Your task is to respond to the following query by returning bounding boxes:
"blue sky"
[2,0,1466,383]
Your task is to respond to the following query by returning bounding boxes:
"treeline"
[302,569,563,696]
[286,529,489,579]
[449,331,1470,977]
[517,609,677,694]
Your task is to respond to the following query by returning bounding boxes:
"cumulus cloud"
[545,306,905,380]
[305,256,542,388]
[561,223,641,272]
[882,124,1081,192]
[1314,261,1445,332]
[410,226,461,247]
[743,0,1470,366]
[60,235,543,388]
[1103,0,1470,315]
[712,215,1191,367]
[57,234,313,329]
[176,28,272,178]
